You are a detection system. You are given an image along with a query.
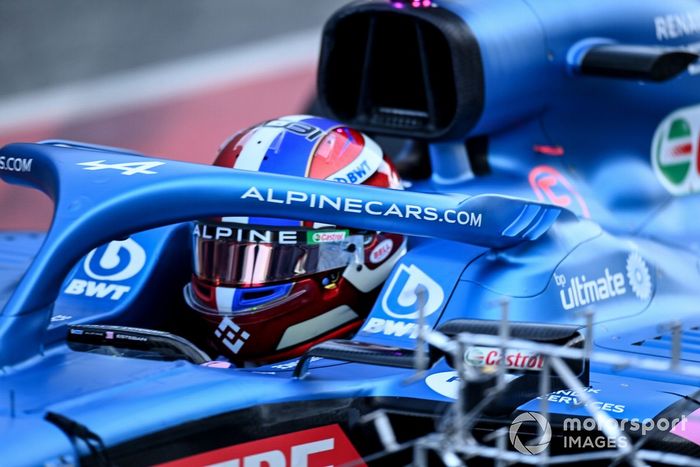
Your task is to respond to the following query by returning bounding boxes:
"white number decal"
[78,160,164,175]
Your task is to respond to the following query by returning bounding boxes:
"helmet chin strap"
[342,238,407,293]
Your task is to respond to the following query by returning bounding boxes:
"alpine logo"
[381,264,445,319]
[64,239,146,301]
[157,424,364,467]
[78,160,165,175]
[215,317,250,354]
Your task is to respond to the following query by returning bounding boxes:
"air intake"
[317,1,484,140]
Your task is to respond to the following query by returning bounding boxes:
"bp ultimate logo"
[652,104,700,195]
[554,252,652,311]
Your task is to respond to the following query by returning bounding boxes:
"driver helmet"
[184,115,406,364]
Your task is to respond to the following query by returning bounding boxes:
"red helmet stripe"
[309,128,366,180]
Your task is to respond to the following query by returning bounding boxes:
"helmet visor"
[192,222,364,286]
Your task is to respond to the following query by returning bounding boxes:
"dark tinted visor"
[192,222,364,286]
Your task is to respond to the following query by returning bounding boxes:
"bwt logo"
[363,264,445,339]
[84,239,146,281]
[64,239,146,300]
[381,264,445,319]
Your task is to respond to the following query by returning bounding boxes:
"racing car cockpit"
[3,0,700,464]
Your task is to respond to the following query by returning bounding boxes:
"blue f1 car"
[3,0,700,465]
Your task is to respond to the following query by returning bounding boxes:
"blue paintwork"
[2,0,700,464]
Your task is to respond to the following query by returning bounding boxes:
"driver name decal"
[240,187,483,227]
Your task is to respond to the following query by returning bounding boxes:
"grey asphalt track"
[0,0,347,98]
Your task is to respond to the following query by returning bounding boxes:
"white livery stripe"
[234,126,283,172]
[325,134,383,184]
[215,287,235,314]
[233,114,312,172]
[276,305,359,350]
[222,216,249,223]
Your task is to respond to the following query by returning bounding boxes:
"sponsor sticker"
[83,238,146,282]
[529,165,591,218]
[361,317,431,339]
[381,264,445,319]
[215,317,250,355]
[426,371,517,400]
[63,238,146,301]
[554,252,652,311]
[535,388,625,414]
[652,104,700,195]
[369,239,393,264]
[361,263,445,339]
[0,156,33,173]
[425,371,460,400]
[156,424,364,467]
[307,230,349,244]
[322,133,383,185]
[329,159,374,184]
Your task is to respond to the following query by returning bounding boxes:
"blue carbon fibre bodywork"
[2,0,700,464]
